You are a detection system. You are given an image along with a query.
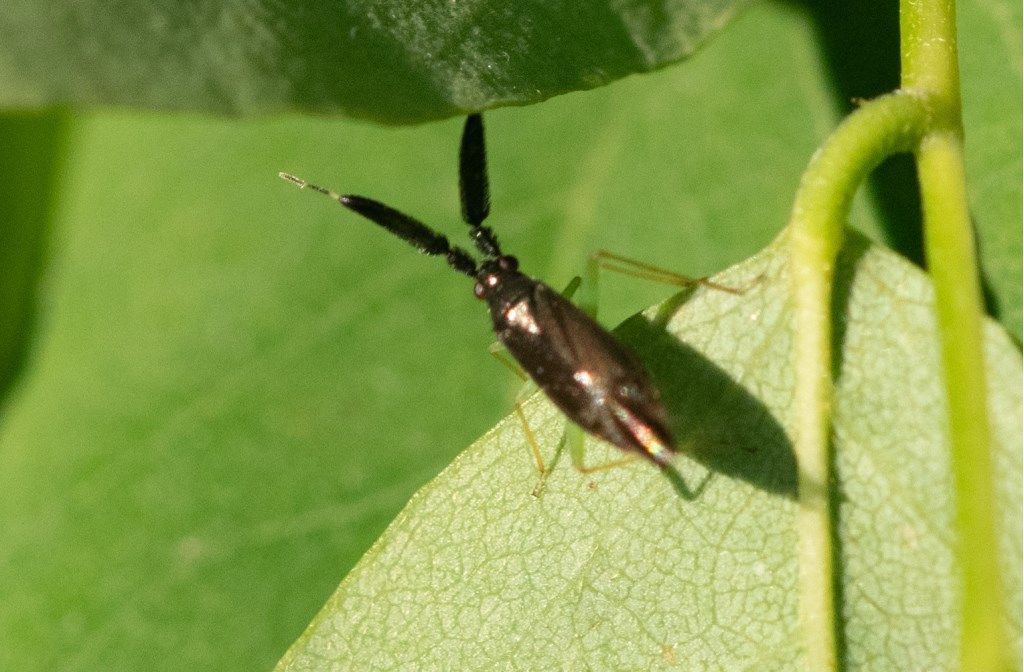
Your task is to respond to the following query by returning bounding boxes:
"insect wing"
[521,283,675,462]
[528,283,642,384]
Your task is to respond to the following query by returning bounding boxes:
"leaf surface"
[276,232,1022,671]
[0,2,1017,671]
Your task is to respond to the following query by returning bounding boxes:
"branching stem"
[790,1,1007,670]
[789,91,930,672]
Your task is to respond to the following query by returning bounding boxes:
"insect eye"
[474,282,487,298]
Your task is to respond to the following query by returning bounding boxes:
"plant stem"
[901,1,1008,669]
[788,92,930,672]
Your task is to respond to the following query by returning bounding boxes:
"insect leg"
[569,257,601,319]
[513,400,547,477]
[588,249,746,294]
[490,340,645,483]
[560,275,583,300]
[569,427,713,497]
[489,343,551,492]
[566,424,640,473]
[488,341,527,381]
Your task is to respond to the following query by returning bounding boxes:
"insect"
[280,114,681,473]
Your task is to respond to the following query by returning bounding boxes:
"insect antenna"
[459,114,503,259]
[278,172,478,277]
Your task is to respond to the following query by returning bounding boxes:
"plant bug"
[280,114,688,473]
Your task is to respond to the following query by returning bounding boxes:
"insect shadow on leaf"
[281,114,700,485]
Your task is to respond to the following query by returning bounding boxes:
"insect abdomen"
[489,277,676,466]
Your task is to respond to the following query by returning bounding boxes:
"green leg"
[560,274,583,300]
[566,422,639,473]
[587,249,753,294]
[488,342,547,479]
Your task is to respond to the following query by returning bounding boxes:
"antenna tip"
[278,172,307,188]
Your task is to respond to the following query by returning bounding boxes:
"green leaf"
[0,8,818,665]
[958,0,1023,341]
[0,0,748,123]
[275,231,1022,671]
[0,1,1016,671]
[0,1,1017,331]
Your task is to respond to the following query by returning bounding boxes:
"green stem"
[902,2,1008,670]
[789,92,930,671]
[791,1,1006,668]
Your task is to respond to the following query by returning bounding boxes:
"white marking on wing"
[505,300,540,334]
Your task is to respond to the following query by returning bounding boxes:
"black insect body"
[280,114,677,469]
[475,259,675,467]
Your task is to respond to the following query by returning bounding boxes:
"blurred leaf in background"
[0,0,1018,671]
[0,0,748,121]
[1,0,1017,333]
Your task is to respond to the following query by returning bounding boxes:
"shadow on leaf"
[0,112,66,416]
[616,313,797,500]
